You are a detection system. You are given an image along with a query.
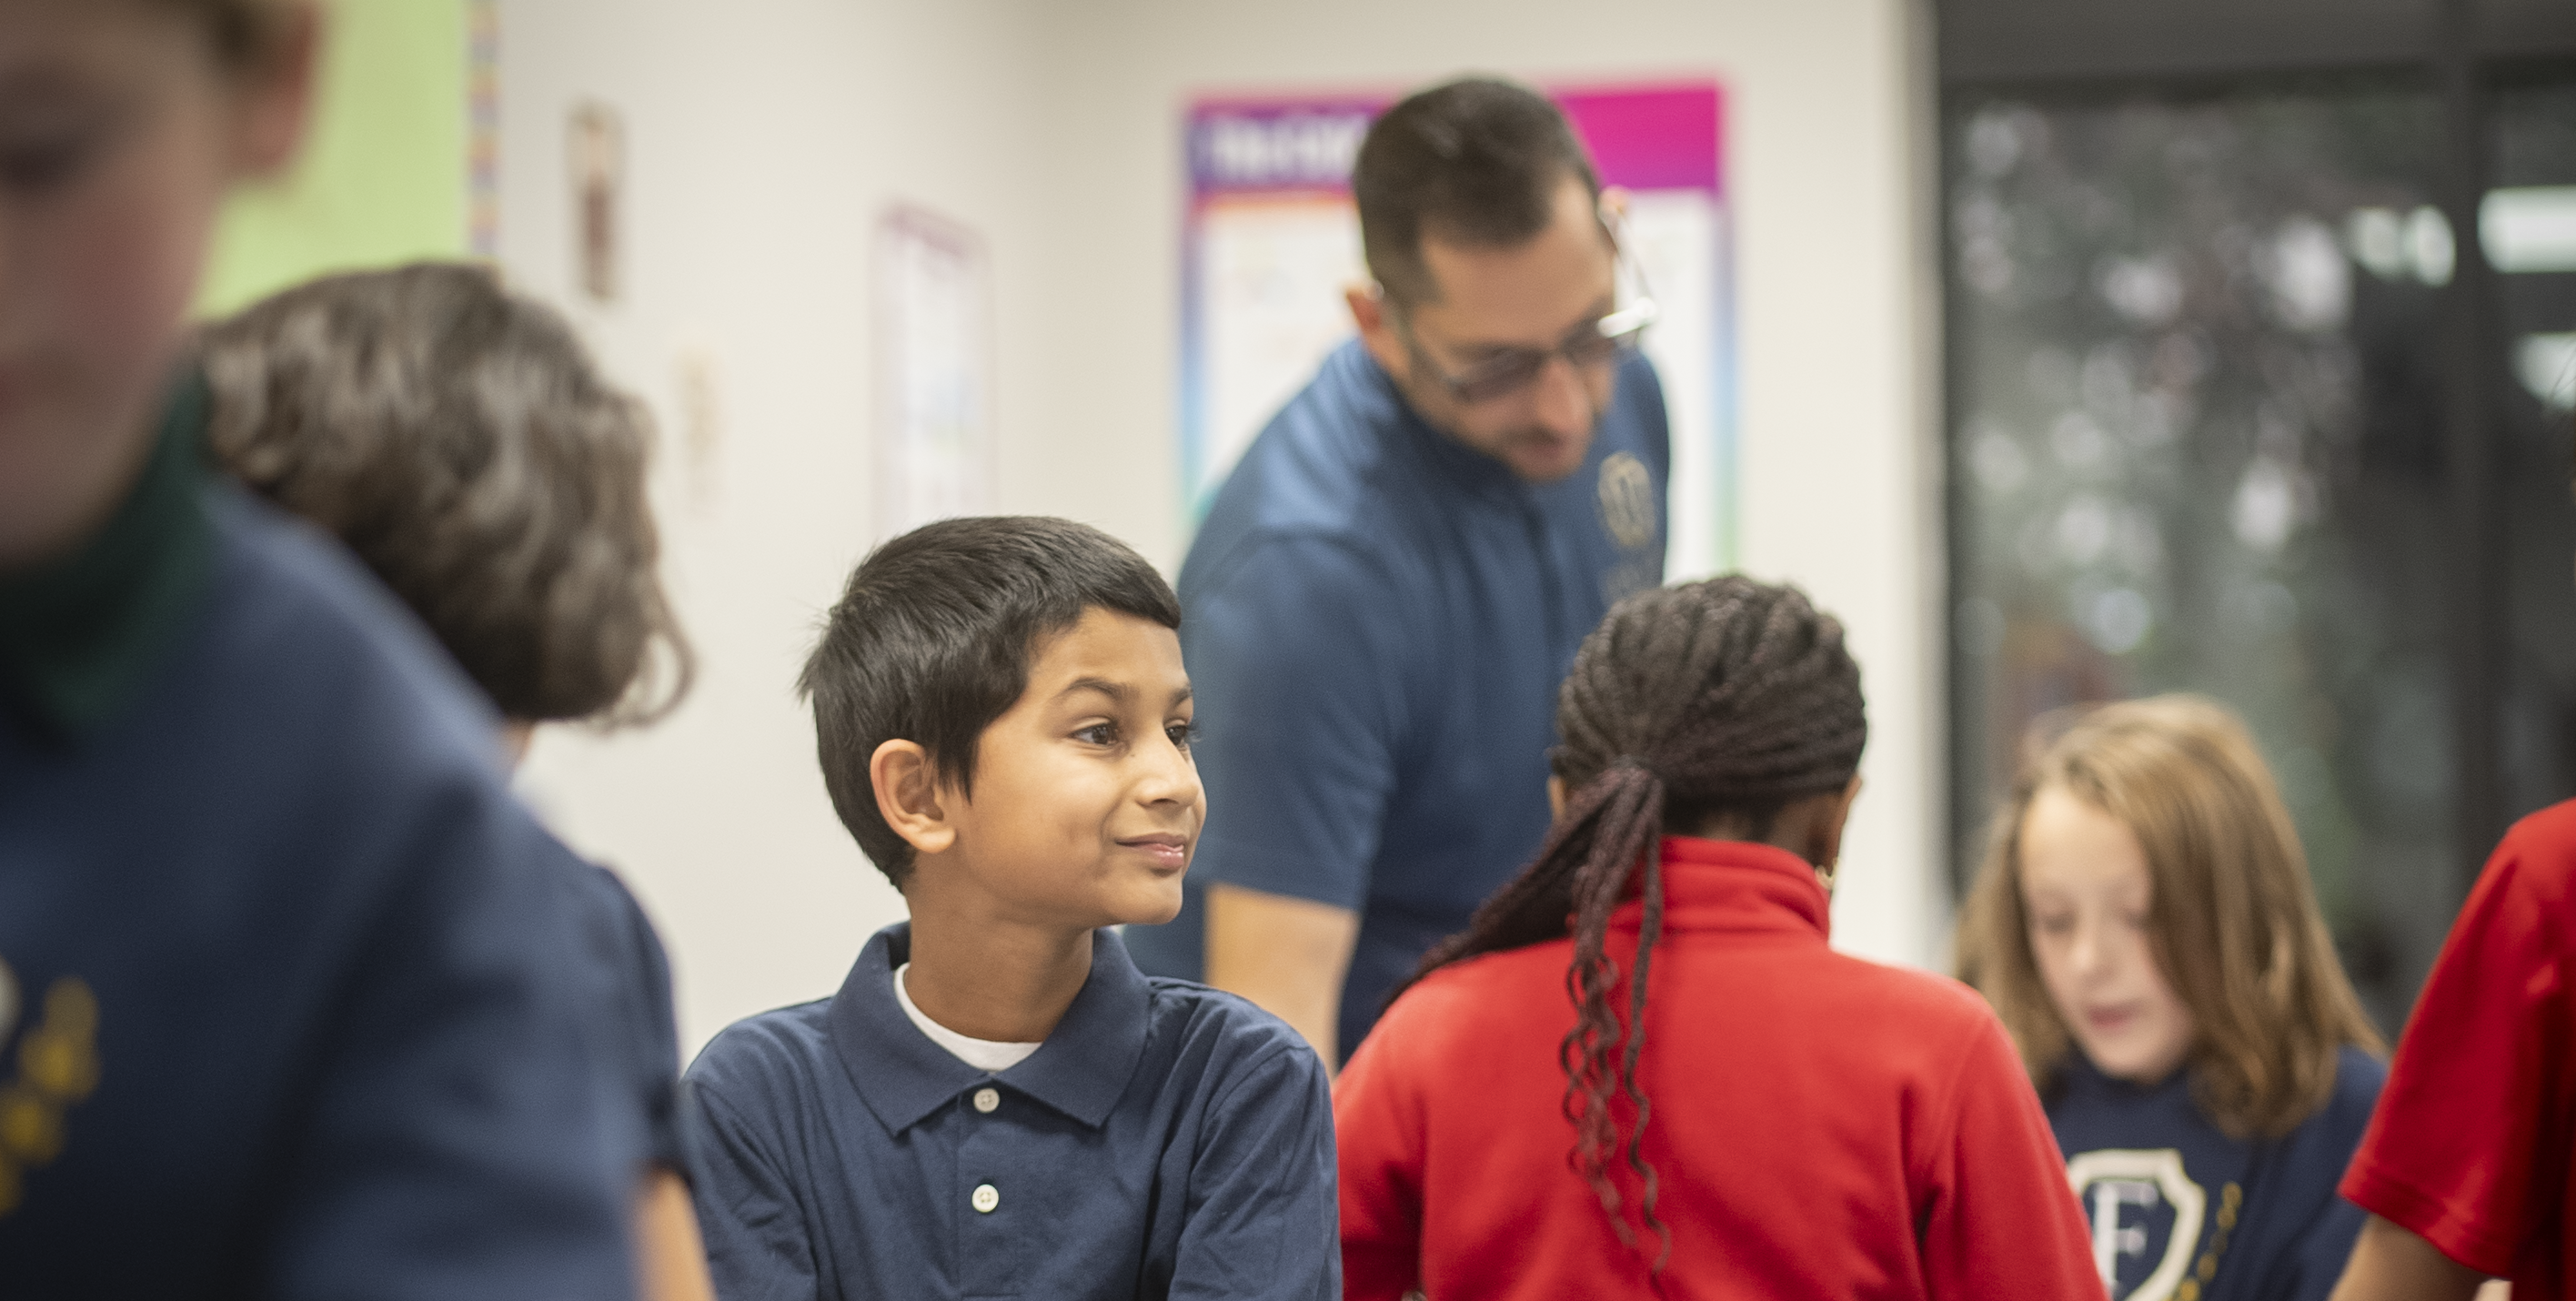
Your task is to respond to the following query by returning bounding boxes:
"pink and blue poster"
[1181,80,1734,577]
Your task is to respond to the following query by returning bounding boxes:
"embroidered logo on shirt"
[1596,451,1658,550]
[0,959,102,1217]
[2067,1147,2204,1301]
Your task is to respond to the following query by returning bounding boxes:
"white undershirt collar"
[892,962,1043,1073]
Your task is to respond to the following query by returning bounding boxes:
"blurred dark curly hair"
[203,261,693,727]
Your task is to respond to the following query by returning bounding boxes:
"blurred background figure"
[201,261,712,1301]
[1121,77,1671,1068]
[1959,695,2386,1301]
[0,2,640,1294]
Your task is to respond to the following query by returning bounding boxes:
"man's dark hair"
[800,517,1182,885]
[1353,76,1604,307]
[204,261,694,726]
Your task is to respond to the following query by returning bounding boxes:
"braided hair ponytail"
[1405,577,1867,1278]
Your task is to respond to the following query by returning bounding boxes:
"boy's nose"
[1137,735,1204,807]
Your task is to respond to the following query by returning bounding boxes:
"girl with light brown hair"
[1957,693,2386,1301]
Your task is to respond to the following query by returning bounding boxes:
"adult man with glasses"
[1126,77,1672,1068]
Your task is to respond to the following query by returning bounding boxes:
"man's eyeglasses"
[1387,222,1660,407]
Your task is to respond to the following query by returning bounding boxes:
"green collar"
[0,372,217,746]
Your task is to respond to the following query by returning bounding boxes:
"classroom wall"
[498,0,1947,1056]
[497,0,1059,1055]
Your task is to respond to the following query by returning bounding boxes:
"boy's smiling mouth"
[1116,832,1191,871]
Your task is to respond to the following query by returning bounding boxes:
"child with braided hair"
[1333,576,2104,1301]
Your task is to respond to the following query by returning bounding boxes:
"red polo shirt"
[1335,836,2105,1301]
[2342,798,2576,1296]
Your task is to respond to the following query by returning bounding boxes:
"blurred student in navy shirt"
[1958,697,2387,1301]
[0,2,636,1296]
[203,261,712,1301]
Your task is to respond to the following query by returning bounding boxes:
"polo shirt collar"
[828,922,1152,1135]
[1607,835,1835,943]
[0,368,217,747]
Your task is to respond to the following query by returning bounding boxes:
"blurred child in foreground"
[0,2,636,1294]
[2327,432,2576,1300]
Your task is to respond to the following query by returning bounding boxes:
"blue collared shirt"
[686,923,1338,1301]
[1126,339,1669,1061]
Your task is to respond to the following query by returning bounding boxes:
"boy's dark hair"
[1353,76,1603,307]
[1405,577,1867,1279]
[801,517,1181,885]
[203,261,694,726]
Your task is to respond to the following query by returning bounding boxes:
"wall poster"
[1181,81,1734,578]
[874,205,996,540]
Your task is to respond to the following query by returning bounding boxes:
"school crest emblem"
[1595,451,1658,550]
[2066,1147,2204,1301]
[0,959,102,1218]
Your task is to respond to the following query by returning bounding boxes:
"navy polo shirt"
[0,382,634,1296]
[1126,339,1669,1060]
[561,860,692,1179]
[686,923,1337,1300]
[2052,1046,2385,1301]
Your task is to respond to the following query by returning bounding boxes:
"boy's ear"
[870,740,958,858]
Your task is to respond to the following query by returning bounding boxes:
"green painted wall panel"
[196,0,471,317]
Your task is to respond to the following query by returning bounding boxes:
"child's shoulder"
[2499,799,2576,892]
[1812,947,2011,1034]
[1141,977,1313,1057]
[1136,976,1327,1097]
[197,484,498,777]
[2316,1044,2390,1133]
[685,998,839,1113]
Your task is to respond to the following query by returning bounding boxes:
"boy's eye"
[1166,721,1199,751]
[1073,721,1120,746]
[0,110,126,198]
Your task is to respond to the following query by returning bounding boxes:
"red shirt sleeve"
[2340,816,2576,1276]
[1333,1003,1428,1301]
[1917,1012,2110,1301]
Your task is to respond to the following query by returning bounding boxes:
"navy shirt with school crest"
[2052,1045,2385,1301]
[1125,339,1670,1061]
[0,380,635,1297]
[685,923,1337,1300]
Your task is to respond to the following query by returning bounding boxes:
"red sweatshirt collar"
[1605,835,1833,943]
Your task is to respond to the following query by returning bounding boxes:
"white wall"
[502,0,1946,1058]
[497,0,1058,1056]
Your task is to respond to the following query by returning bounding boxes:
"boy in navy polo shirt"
[685,517,1338,1300]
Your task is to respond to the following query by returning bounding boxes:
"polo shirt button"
[971,1183,1000,1214]
[972,1086,1000,1114]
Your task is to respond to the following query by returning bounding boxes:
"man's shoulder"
[1186,346,1426,576]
